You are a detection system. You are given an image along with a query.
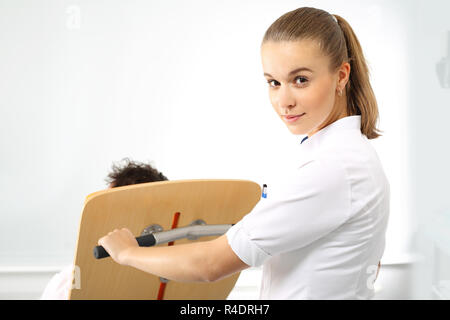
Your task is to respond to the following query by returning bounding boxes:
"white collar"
[298,115,362,154]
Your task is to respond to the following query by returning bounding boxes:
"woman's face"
[261,39,349,136]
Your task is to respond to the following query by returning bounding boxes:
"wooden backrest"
[69,179,261,299]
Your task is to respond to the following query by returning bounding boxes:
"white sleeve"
[226,158,352,267]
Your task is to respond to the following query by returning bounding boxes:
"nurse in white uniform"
[98,7,389,300]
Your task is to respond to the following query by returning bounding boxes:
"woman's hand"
[98,228,139,265]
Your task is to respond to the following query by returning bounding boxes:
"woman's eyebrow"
[264,67,313,78]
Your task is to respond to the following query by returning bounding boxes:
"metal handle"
[93,224,233,260]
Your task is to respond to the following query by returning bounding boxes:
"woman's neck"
[308,102,348,138]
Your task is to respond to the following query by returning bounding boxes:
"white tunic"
[226,115,390,299]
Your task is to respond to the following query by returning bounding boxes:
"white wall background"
[404,0,450,299]
[1,0,448,299]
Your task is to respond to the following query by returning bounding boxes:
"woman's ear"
[338,62,351,89]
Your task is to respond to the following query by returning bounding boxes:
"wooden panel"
[69,179,261,299]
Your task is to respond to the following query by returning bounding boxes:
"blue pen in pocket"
[262,184,267,198]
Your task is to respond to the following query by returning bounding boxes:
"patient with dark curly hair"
[40,158,168,300]
[106,158,168,188]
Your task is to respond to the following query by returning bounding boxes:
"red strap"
[156,280,166,300]
[156,212,180,300]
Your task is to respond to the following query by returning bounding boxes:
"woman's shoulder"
[318,130,378,163]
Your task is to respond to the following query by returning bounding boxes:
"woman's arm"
[98,228,249,282]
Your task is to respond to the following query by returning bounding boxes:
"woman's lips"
[284,113,306,123]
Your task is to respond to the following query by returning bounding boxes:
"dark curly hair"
[105,158,169,188]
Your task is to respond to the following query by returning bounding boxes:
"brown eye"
[295,76,308,85]
[266,79,279,87]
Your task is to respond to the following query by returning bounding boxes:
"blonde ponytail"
[333,14,381,139]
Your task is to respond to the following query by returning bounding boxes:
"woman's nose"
[275,86,296,113]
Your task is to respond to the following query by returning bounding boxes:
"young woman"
[98,7,389,300]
